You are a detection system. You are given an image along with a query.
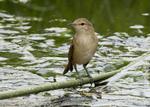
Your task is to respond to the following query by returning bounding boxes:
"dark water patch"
[1,0,150,35]
[0,52,22,59]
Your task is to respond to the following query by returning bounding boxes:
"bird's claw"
[88,76,94,87]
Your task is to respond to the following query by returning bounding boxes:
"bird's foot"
[88,75,95,87]
[77,76,84,86]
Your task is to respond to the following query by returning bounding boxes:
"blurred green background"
[0,0,150,35]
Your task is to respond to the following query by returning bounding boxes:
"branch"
[0,70,118,100]
[106,52,150,85]
[0,52,149,100]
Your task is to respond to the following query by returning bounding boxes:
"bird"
[63,18,98,80]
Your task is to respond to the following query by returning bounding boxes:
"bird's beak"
[67,23,73,26]
[67,23,75,26]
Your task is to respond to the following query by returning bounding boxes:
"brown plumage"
[63,18,98,78]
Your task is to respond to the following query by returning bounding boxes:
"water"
[0,0,150,106]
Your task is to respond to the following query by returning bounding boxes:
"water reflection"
[1,12,149,77]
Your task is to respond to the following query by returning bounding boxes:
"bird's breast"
[73,34,98,64]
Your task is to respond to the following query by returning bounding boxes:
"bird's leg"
[83,64,94,86]
[83,62,92,78]
[83,64,91,78]
[74,65,83,86]
[74,64,80,78]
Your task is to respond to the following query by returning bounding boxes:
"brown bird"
[63,18,98,79]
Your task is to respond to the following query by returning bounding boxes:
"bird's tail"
[63,62,73,75]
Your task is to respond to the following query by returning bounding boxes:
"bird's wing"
[63,42,74,74]
[68,43,74,63]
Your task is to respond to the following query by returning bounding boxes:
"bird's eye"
[80,23,85,26]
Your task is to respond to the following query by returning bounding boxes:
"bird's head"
[69,18,94,33]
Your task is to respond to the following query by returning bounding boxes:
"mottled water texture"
[0,0,150,107]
